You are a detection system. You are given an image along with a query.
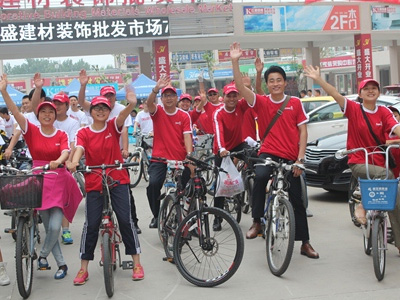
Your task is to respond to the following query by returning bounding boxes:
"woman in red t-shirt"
[67,90,144,285]
[0,74,82,280]
[305,66,400,254]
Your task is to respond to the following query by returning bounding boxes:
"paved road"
[1,181,400,300]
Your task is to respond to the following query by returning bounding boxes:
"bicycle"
[0,164,53,299]
[247,156,300,277]
[127,134,153,188]
[156,157,187,261]
[77,161,139,297]
[172,155,244,287]
[336,145,400,281]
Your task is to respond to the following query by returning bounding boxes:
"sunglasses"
[93,105,110,112]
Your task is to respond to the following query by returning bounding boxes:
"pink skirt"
[33,160,83,223]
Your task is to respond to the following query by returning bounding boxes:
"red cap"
[207,88,218,94]
[100,86,116,96]
[52,93,69,103]
[179,93,192,102]
[161,85,177,95]
[359,79,380,93]
[91,96,111,109]
[223,83,238,95]
[194,96,201,101]
[37,101,56,114]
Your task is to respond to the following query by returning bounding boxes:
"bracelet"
[152,88,158,94]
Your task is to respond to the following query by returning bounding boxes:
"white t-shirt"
[135,110,153,135]
[0,118,5,132]
[3,115,16,138]
[54,117,80,144]
[68,108,90,127]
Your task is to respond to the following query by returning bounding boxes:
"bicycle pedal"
[4,228,15,234]
[38,266,51,270]
[122,261,133,270]
[162,257,175,264]
[257,233,263,237]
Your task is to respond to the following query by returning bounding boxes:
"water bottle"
[192,129,198,146]
[183,196,191,216]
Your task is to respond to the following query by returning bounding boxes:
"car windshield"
[308,103,343,123]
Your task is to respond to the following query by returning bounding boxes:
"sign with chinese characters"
[0,17,169,44]
[153,39,170,81]
[354,34,373,88]
[243,5,360,33]
[218,49,257,62]
[30,74,124,86]
[301,55,355,69]
[171,52,206,63]
[264,49,280,58]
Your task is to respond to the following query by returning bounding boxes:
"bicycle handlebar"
[0,164,63,174]
[76,161,139,173]
[186,155,227,173]
[150,157,187,170]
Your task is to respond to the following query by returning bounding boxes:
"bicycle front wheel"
[266,197,295,277]
[127,152,143,188]
[102,232,114,297]
[173,207,244,287]
[372,218,386,281]
[158,194,182,260]
[16,217,33,299]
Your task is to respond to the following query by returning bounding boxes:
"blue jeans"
[39,207,66,267]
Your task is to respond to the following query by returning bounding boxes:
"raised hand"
[230,42,242,61]
[125,85,137,107]
[33,72,44,89]
[255,57,264,73]
[0,74,8,91]
[303,65,321,80]
[242,74,252,89]
[156,74,171,90]
[79,69,89,86]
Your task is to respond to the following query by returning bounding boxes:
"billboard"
[243,5,360,33]
[371,5,400,30]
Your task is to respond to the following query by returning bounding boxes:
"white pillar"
[389,41,400,84]
[305,42,320,91]
[0,60,3,75]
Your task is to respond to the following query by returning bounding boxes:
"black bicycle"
[172,155,244,287]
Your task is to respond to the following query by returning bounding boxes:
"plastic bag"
[215,157,244,198]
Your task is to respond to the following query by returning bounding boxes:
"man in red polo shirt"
[146,77,193,228]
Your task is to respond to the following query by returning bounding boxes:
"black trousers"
[146,161,190,219]
[251,153,310,242]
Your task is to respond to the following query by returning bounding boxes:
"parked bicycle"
[76,161,139,297]
[0,164,53,299]
[127,134,153,188]
[172,155,245,287]
[336,145,400,281]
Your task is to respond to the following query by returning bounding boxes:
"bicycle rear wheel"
[223,195,242,223]
[16,217,33,299]
[102,232,114,297]
[158,194,182,260]
[372,218,386,281]
[173,207,244,287]
[127,152,143,188]
[265,197,295,276]
[348,176,361,227]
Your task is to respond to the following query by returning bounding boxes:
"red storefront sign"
[218,49,257,62]
[9,80,26,91]
[153,39,170,81]
[306,0,399,4]
[354,33,373,89]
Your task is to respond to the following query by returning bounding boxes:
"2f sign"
[323,6,360,31]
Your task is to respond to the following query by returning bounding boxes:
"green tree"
[203,51,216,88]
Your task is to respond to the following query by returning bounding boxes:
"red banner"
[29,74,123,87]
[153,39,170,81]
[354,33,373,90]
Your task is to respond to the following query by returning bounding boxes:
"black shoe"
[149,218,158,229]
[213,217,222,231]
[135,223,142,234]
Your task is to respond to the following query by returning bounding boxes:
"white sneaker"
[0,263,10,286]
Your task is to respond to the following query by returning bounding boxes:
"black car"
[304,131,349,192]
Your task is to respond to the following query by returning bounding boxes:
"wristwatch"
[297,158,305,163]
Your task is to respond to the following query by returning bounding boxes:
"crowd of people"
[1,41,400,288]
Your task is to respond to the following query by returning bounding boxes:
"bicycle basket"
[359,178,398,211]
[0,175,44,210]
